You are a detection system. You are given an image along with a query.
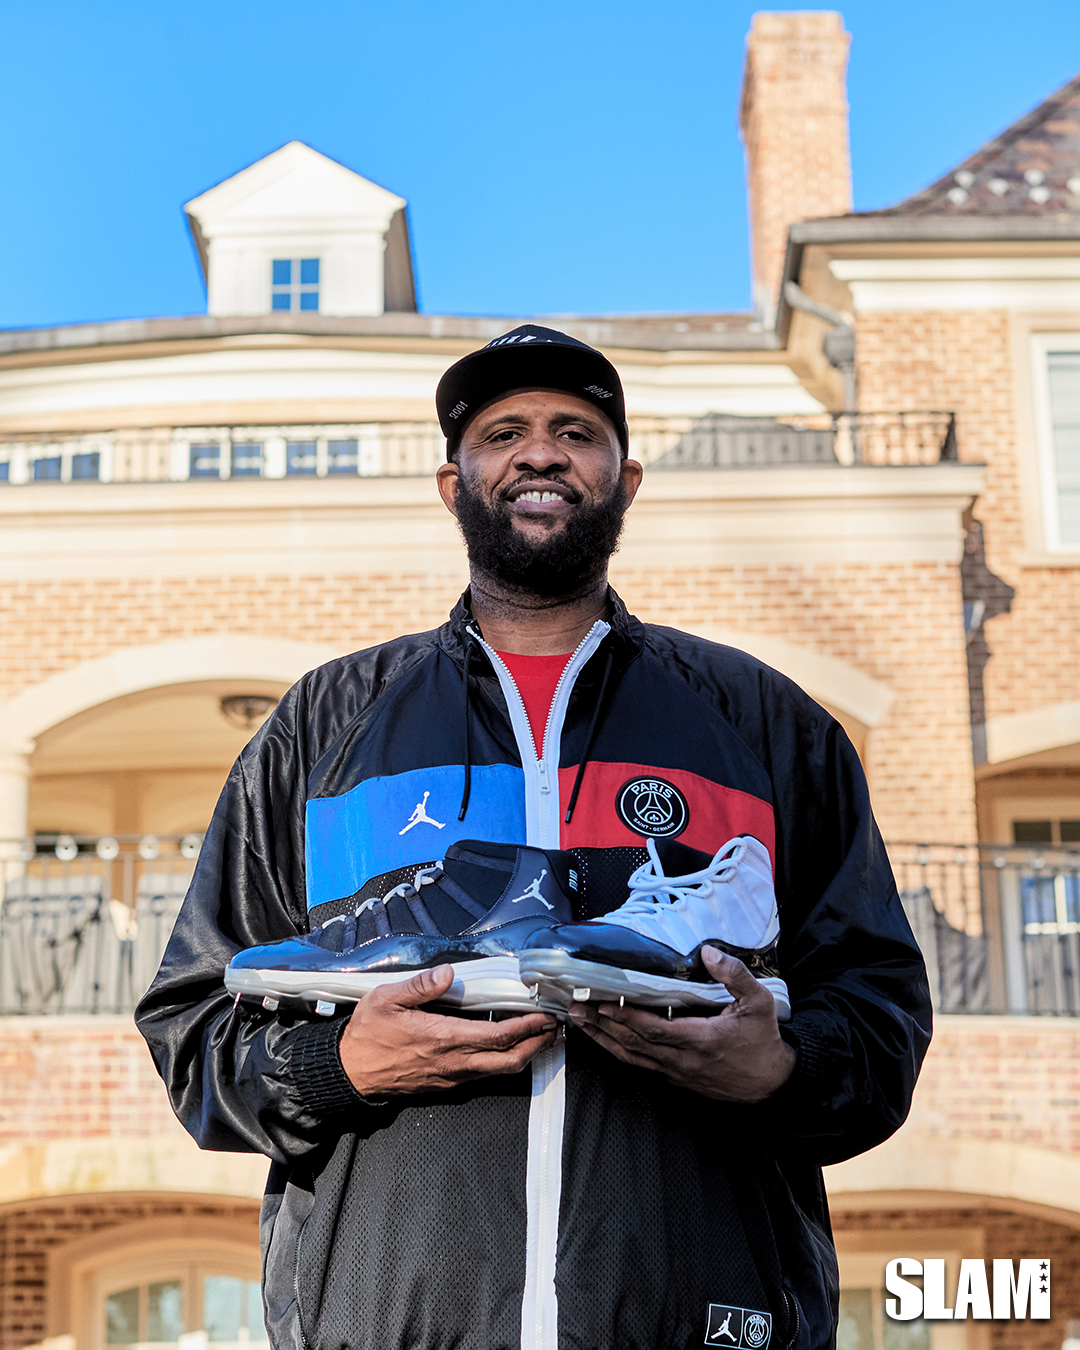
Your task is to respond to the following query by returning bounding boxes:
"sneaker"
[225,839,580,1016]
[518,835,790,1020]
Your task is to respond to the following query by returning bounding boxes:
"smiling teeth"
[518,491,561,502]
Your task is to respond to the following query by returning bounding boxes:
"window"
[190,444,222,478]
[327,438,358,474]
[0,460,9,482]
[286,440,318,475]
[102,1272,264,1349]
[1034,342,1080,549]
[231,443,263,477]
[1013,818,1080,844]
[72,451,101,480]
[271,258,319,312]
[837,1286,928,1350]
[34,455,62,480]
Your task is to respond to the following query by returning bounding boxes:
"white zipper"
[466,619,609,1350]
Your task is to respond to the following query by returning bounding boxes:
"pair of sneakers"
[225,836,790,1021]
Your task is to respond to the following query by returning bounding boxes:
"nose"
[511,424,571,474]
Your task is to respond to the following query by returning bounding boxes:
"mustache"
[496,472,583,506]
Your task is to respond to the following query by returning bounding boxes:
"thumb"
[701,947,773,1010]
[382,963,456,1008]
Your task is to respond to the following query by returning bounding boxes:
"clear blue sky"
[3,0,1078,328]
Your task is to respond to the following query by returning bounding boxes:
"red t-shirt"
[496,650,574,757]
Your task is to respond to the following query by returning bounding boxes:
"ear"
[436,461,460,516]
[620,457,644,508]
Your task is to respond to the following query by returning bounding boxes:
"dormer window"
[271,258,320,312]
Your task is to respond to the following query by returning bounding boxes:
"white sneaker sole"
[517,950,791,1021]
[224,955,538,1015]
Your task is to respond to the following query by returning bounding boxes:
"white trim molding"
[0,635,345,751]
[830,257,1080,311]
[985,698,1080,764]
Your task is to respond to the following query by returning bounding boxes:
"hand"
[567,948,795,1103]
[338,963,558,1097]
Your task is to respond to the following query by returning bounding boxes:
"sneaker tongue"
[649,838,713,876]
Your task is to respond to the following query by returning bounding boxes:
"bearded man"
[137,326,931,1350]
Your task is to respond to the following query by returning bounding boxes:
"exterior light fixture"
[219,694,278,731]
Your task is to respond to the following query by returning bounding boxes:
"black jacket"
[136,591,932,1350]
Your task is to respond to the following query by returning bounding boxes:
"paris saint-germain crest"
[616,776,689,838]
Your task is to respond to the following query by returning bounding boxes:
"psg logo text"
[616,776,689,838]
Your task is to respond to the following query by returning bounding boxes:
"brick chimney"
[739,12,853,323]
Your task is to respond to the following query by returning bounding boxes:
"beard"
[453,467,630,599]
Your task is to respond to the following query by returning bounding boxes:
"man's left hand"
[567,948,795,1103]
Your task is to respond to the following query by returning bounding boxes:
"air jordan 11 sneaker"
[518,835,790,1020]
[226,839,580,1015]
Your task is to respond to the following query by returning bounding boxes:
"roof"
[870,70,1080,219]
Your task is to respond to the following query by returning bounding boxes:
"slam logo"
[616,777,689,838]
[886,1259,1050,1321]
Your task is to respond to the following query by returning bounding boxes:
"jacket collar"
[442,586,643,665]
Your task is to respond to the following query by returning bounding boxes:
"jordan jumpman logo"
[399,791,446,835]
[508,869,554,910]
[710,1312,736,1342]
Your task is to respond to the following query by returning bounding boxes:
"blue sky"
[3,0,1078,328]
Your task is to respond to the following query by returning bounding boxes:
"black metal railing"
[1,834,1069,1016]
[651,411,957,470]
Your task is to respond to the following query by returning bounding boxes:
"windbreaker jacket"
[136,592,932,1350]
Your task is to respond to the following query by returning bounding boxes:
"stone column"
[0,743,32,867]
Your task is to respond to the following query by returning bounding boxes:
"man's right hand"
[338,963,559,1097]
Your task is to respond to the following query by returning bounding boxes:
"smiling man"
[137,325,931,1350]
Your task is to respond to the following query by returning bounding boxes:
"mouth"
[503,482,580,511]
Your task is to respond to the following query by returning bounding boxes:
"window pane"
[0,461,9,482]
[148,1280,184,1342]
[299,291,319,312]
[189,443,221,478]
[836,1288,874,1350]
[299,258,319,284]
[327,438,358,474]
[33,456,62,480]
[1014,820,1053,844]
[231,442,263,477]
[272,259,292,285]
[71,451,100,480]
[882,1313,929,1350]
[204,1274,243,1342]
[1022,876,1057,928]
[246,1279,267,1341]
[1048,353,1080,545]
[271,292,292,311]
[286,440,318,475]
[106,1286,140,1344]
[1061,820,1080,844]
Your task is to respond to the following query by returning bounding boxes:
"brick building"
[0,11,1078,1350]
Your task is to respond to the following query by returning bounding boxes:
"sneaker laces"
[322,863,444,930]
[614,836,746,917]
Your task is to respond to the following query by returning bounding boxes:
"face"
[436,389,643,597]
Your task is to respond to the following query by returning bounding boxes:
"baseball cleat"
[518,835,790,1020]
[226,839,579,1015]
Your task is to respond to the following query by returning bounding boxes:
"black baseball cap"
[436,324,628,459]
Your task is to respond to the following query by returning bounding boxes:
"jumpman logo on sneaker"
[508,869,554,910]
[399,791,446,835]
[710,1312,736,1342]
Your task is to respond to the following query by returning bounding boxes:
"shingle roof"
[870,70,1080,217]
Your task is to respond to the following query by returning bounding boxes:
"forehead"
[462,388,612,434]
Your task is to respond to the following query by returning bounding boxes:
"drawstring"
[458,632,475,821]
[564,647,614,824]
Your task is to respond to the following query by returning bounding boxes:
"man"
[137,325,931,1350]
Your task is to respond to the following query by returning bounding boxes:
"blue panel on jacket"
[305,763,527,911]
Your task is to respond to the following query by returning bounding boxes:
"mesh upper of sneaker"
[597,835,779,956]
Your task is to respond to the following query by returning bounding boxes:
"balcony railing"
[0,834,1075,1017]
[0,412,958,487]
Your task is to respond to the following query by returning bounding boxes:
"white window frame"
[1031,332,1080,552]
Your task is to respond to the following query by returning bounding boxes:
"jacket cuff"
[778,1019,831,1094]
[288,1016,387,1112]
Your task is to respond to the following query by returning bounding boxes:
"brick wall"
[856,309,1080,725]
[0,557,976,844]
[0,1196,258,1350]
[740,11,853,313]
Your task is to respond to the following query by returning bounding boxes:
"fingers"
[373,963,457,1009]
[700,948,776,1013]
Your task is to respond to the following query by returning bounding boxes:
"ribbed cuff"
[778,1019,831,1094]
[289,1016,387,1113]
